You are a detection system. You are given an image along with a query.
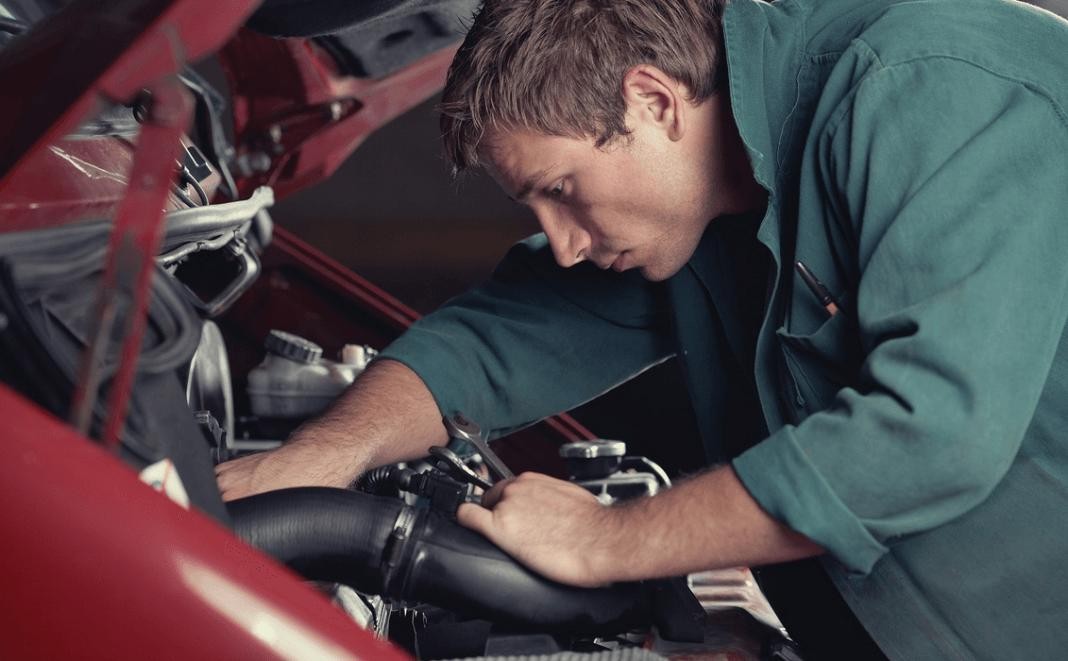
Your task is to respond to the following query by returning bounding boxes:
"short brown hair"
[440,0,728,174]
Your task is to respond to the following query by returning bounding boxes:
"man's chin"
[639,263,681,282]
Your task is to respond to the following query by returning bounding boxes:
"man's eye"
[546,182,565,199]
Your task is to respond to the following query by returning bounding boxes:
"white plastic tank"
[246,330,376,418]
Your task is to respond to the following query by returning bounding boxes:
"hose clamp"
[381,505,418,594]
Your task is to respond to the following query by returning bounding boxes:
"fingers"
[216,472,246,502]
[456,502,495,538]
[218,481,247,502]
[479,476,513,508]
[480,472,574,508]
[214,462,237,495]
[214,452,256,478]
[214,452,267,502]
[460,473,540,535]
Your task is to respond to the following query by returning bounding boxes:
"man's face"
[484,123,719,282]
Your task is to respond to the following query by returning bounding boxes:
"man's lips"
[590,253,616,269]
[590,251,629,271]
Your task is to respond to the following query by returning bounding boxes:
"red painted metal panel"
[0,383,409,660]
[219,32,458,201]
[0,137,134,231]
[0,0,260,193]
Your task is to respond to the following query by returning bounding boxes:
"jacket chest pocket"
[775,308,863,416]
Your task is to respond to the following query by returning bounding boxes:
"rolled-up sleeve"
[733,57,1068,573]
[378,234,674,439]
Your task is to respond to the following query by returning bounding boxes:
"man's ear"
[621,65,686,141]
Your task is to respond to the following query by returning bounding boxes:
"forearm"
[598,466,823,583]
[216,358,447,500]
[289,358,448,475]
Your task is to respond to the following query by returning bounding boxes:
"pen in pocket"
[795,261,841,318]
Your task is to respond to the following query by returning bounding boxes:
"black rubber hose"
[228,488,404,594]
[390,503,652,633]
[355,465,396,494]
[228,487,652,633]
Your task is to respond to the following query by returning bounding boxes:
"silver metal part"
[429,445,493,491]
[443,412,514,481]
[228,438,283,453]
[186,320,234,444]
[559,439,627,459]
[159,187,274,318]
[688,569,787,637]
[195,239,261,318]
[159,186,274,252]
[577,472,658,506]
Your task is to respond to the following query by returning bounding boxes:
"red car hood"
[0,0,260,186]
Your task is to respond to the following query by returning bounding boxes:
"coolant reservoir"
[247,330,375,418]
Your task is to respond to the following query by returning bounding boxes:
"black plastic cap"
[264,330,322,364]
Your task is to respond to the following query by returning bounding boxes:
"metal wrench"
[443,412,515,482]
[428,445,493,491]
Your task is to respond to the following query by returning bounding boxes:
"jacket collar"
[717,0,813,429]
[722,0,810,198]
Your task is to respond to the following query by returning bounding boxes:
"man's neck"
[709,91,768,218]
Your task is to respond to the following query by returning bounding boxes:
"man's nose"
[537,210,589,268]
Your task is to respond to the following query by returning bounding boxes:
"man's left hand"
[456,472,623,588]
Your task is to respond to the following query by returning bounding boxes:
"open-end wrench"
[443,412,515,482]
[428,445,494,491]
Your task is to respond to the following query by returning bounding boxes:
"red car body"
[0,1,592,657]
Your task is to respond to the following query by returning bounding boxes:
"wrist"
[587,502,636,584]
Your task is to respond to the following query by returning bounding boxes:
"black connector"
[407,471,468,518]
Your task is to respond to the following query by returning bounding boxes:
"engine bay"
[0,204,794,657]
[0,1,798,658]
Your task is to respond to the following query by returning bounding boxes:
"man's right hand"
[215,439,357,501]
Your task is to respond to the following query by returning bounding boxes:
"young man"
[217,0,1068,657]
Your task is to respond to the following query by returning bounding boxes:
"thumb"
[456,502,495,537]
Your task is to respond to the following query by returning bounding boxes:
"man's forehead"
[481,129,535,169]
[481,131,561,200]
[486,161,558,203]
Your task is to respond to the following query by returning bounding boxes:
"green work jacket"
[380,0,1068,657]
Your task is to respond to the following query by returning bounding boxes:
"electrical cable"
[171,182,198,209]
[188,176,209,206]
[177,168,210,207]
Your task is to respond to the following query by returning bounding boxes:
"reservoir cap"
[264,330,323,364]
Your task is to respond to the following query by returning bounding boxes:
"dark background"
[271,98,536,313]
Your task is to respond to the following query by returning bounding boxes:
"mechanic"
[217,0,1068,658]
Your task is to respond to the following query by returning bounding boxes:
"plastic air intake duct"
[227,488,652,633]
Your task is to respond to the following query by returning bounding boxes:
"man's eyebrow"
[511,165,557,202]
